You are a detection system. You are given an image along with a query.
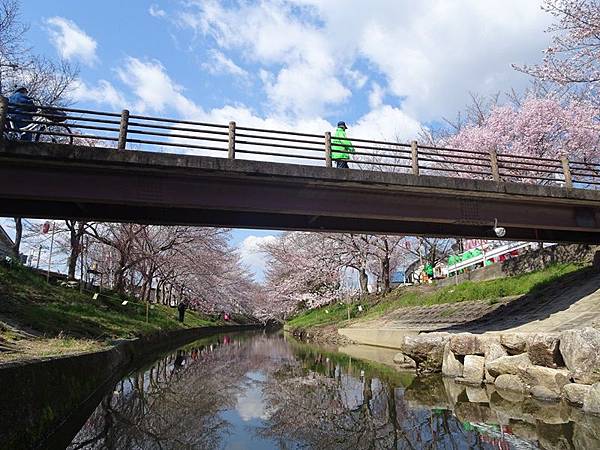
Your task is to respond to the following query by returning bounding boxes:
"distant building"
[0,225,14,258]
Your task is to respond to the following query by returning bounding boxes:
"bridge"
[1,100,600,243]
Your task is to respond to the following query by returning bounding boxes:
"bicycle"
[3,104,74,145]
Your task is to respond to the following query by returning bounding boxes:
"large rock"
[560,328,600,383]
[442,343,463,378]
[527,333,563,367]
[494,374,526,393]
[402,333,449,373]
[583,382,600,415]
[462,355,485,385]
[501,333,529,354]
[530,385,560,401]
[484,341,508,383]
[393,353,417,370]
[449,333,486,355]
[487,353,532,378]
[574,416,600,450]
[521,365,571,396]
[563,383,591,405]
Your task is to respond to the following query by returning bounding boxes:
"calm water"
[67,331,600,449]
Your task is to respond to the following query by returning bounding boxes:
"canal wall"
[0,324,261,450]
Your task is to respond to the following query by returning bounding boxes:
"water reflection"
[67,332,600,449]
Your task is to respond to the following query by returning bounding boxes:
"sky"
[8,0,554,281]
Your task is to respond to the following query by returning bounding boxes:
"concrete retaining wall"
[0,324,260,449]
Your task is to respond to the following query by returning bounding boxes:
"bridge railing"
[1,98,600,189]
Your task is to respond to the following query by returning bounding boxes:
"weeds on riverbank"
[0,264,221,362]
[286,262,586,331]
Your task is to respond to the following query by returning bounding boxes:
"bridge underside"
[2,142,600,244]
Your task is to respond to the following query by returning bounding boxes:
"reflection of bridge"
[1,100,600,243]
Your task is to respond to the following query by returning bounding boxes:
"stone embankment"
[394,327,600,415]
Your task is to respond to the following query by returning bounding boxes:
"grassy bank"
[286,262,585,333]
[0,264,222,362]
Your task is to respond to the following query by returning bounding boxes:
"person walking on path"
[177,300,188,323]
[331,121,355,168]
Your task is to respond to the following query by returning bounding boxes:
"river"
[63,331,599,449]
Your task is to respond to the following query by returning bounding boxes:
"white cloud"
[116,57,202,115]
[180,0,552,121]
[46,17,98,66]
[368,82,385,109]
[352,104,422,142]
[202,49,248,77]
[71,79,125,109]
[182,0,352,117]
[149,4,166,18]
[238,235,278,281]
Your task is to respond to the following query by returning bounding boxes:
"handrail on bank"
[1,98,599,189]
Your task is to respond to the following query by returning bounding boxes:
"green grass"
[286,262,586,331]
[0,263,222,347]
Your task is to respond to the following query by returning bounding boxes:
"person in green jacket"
[331,121,355,168]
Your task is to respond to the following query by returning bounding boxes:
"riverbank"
[285,261,589,344]
[0,324,262,449]
[0,263,228,363]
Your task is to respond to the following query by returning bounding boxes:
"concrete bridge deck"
[2,142,600,243]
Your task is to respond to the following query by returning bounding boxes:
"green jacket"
[331,127,355,160]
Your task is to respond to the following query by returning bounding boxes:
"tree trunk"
[67,221,85,280]
[12,217,22,259]
[358,267,369,294]
[381,256,391,293]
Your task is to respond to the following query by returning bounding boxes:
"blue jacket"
[8,91,35,122]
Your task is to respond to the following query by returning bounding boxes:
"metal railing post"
[411,140,419,175]
[325,131,332,168]
[489,149,500,182]
[0,96,8,143]
[561,155,573,189]
[228,121,236,159]
[117,109,129,150]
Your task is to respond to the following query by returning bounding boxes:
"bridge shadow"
[437,266,600,333]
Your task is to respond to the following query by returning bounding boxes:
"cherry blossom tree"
[515,0,599,94]
[261,232,342,316]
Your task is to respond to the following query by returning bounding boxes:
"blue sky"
[11,0,553,280]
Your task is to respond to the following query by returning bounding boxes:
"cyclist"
[8,86,35,141]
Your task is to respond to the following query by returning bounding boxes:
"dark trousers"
[178,310,185,322]
[335,160,349,169]
[12,119,32,142]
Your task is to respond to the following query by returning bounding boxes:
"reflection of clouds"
[236,374,270,422]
